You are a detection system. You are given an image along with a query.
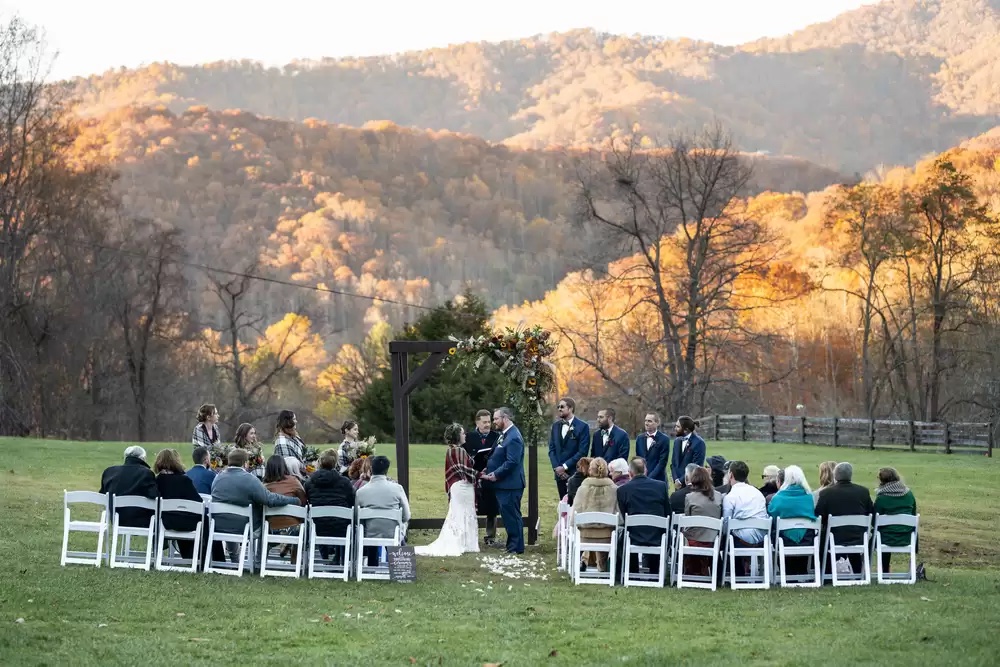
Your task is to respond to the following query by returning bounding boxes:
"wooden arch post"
[389,340,539,544]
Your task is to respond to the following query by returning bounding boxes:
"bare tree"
[572,124,789,416]
[110,223,189,441]
[202,263,317,425]
[823,182,907,419]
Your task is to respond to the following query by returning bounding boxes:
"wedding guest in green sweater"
[874,467,917,573]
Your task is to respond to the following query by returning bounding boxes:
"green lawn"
[1,437,998,666]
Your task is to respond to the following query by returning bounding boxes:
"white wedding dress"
[414,480,480,557]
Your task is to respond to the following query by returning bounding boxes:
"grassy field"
[1,437,998,666]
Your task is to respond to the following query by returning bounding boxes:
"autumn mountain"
[68,0,1000,172]
[71,105,844,351]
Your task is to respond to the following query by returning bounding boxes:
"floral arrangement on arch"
[448,325,556,426]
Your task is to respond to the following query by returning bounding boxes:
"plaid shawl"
[444,445,477,494]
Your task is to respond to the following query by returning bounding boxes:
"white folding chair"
[155,498,206,573]
[307,506,355,581]
[722,518,772,589]
[621,514,670,588]
[821,514,872,586]
[204,502,254,576]
[109,495,158,570]
[571,512,618,586]
[556,502,571,572]
[673,515,723,591]
[199,494,213,504]
[61,491,108,567]
[356,508,403,581]
[260,504,308,578]
[666,512,682,586]
[773,518,822,588]
[875,513,919,584]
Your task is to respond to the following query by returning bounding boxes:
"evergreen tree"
[354,290,508,443]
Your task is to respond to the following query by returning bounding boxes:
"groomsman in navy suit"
[670,415,707,490]
[482,406,525,554]
[547,397,590,499]
[635,412,671,483]
[591,408,630,461]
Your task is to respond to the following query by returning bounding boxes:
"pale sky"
[1,0,879,81]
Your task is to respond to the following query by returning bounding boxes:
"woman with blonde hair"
[571,457,618,572]
[813,460,837,507]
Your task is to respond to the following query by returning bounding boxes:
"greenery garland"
[447,325,556,439]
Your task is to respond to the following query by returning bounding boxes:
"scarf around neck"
[876,480,909,497]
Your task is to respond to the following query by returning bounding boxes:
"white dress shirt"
[722,482,769,544]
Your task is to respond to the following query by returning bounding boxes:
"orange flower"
[448,347,457,355]
[528,378,537,386]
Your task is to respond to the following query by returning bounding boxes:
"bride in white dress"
[415,423,480,557]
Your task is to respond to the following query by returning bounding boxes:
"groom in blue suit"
[482,406,525,554]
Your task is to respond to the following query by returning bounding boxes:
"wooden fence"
[699,414,993,457]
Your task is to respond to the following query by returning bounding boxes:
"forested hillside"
[67,0,1000,171]
[71,105,844,349]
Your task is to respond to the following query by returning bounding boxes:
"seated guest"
[262,455,307,530]
[155,448,223,562]
[669,463,702,514]
[186,446,216,495]
[715,460,733,495]
[356,456,411,566]
[767,465,816,575]
[100,445,158,527]
[572,458,618,572]
[683,467,722,576]
[722,461,770,576]
[873,467,917,573]
[211,448,300,561]
[305,448,356,564]
[759,465,782,497]
[617,457,669,577]
[705,455,727,488]
[566,457,593,506]
[813,460,837,507]
[348,456,373,491]
[814,461,874,574]
[608,458,631,487]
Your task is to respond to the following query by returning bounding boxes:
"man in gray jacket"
[211,448,300,537]
[356,456,410,565]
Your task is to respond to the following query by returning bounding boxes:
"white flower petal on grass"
[394,609,402,614]
[14,618,24,624]
[97,623,108,628]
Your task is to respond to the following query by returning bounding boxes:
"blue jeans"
[495,488,524,554]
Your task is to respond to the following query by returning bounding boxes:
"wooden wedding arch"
[389,340,540,544]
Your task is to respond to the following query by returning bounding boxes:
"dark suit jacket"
[465,428,500,472]
[185,464,216,496]
[635,432,671,482]
[591,425,630,461]
[670,434,706,485]
[547,417,590,472]
[616,475,669,546]
[814,481,874,546]
[100,456,159,527]
[488,426,525,490]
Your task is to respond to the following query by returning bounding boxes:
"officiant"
[465,409,500,546]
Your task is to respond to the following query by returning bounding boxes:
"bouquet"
[302,445,321,474]
[209,442,264,472]
[356,435,377,458]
